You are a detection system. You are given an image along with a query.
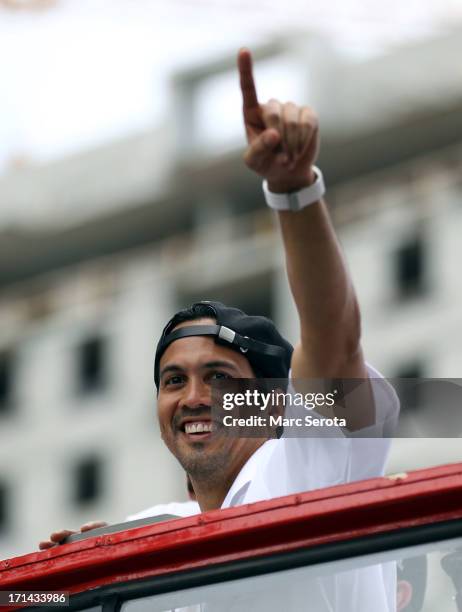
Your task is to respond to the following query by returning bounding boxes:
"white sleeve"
[352,363,400,438]
[265,364,400,494]
[343,363,400,481]
[285,363,400,438]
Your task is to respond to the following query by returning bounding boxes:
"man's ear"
[273,387,286,418]
[261,385,285,439]
[397,579,413,611]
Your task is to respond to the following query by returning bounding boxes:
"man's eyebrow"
[203,360,240,372]
[160,360,240,379]
[159,364,184,379]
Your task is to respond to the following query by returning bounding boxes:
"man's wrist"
[263,166,325,212]
[266,168,317,194]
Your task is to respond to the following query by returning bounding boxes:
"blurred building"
[1,31,462,558]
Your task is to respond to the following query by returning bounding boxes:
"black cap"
[154,301,293,390]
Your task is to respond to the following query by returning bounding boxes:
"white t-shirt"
[217,363,398,612]
[222,363,399,508]
[127,364,399,611]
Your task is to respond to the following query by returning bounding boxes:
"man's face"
[157,318,265,487]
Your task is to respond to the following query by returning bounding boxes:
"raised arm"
[238,48,366,381]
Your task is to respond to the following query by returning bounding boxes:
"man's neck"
[192,466,240,511]
[191,438,267,511]
[194,486,227,512]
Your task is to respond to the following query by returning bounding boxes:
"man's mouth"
[179,420,215,441]
[184,421,213,434]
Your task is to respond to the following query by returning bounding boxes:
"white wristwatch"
[262,166,326,212]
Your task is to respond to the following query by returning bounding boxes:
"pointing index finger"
[238,48,259,111]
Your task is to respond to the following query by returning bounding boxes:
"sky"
[0,0,461,170]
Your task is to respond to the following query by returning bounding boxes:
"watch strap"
[262,166,325,211]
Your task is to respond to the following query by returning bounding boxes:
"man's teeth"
[184,421,213,434]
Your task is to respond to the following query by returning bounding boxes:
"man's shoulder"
[286,363,400,432]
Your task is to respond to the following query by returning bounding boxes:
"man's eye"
[165,375,184,386]
[211,372,232,380]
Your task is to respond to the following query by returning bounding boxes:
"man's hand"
[38,521,108,550]
[238,51,366,382]
[238,48,319,194]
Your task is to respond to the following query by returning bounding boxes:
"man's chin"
[173,440,229,478]
[173,428,223,454]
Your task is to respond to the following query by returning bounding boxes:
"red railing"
[0,462,461,602]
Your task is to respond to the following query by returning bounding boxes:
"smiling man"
[154,304,294,511]
[151,48,399,516]
[39,51,399,610]
[141,49,400,610]
[156,317,262,511]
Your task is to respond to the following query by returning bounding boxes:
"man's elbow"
[297,300,364,378]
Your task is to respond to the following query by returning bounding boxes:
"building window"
[0,481,9,534]
[395,360,425,412]
[394,234,427,300]
[0,350,14,415]
[395,360,425,381]
[73,456,103,506]
[76,336,107,394]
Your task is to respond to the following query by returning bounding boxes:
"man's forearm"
[277,198,363,377]
[237,47,367,381]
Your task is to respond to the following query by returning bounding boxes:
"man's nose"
[180,378,211,409]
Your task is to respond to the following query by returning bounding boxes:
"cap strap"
[159,325,286,360]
